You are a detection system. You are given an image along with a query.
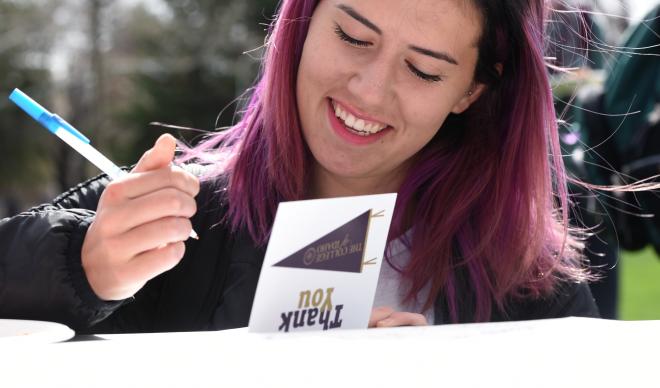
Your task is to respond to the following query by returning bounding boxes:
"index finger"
[106,166,200,202]
[376,312,428,328]
[369,306,395,328]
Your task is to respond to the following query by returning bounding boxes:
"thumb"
[132,134,177,173]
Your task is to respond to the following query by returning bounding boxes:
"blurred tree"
[105,0,279,166]
[1,0,280,215]
[0,0,58,216]
[55,0,113,191]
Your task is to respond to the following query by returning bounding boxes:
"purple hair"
[178,0,589,322]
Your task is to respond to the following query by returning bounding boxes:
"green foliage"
[0,0,279,212]
[0,0,57,196]
[108,0,280,166]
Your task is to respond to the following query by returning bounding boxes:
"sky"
[117,0,171,18]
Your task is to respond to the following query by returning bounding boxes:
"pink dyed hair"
[178,0,590,322]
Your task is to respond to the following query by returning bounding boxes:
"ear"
[451,63,503,114]
[450,82,487,114]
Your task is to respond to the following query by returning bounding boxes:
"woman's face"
[297,0,484,197]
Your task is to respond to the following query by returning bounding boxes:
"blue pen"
[9,88,127,180]
[9,88,199,239]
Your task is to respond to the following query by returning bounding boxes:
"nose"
[346,56,394,108]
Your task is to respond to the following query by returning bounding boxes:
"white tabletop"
[0,317,657,388]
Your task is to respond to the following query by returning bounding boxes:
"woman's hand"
[369,306,428,328]
[81,134,200,301]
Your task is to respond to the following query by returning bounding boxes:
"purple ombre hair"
[178,0,590,322]
[178,1,315,240]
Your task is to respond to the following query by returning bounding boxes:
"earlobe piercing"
[467,90,474,96]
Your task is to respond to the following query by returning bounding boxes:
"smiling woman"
[178,0,599,325]
[0,0,603,332]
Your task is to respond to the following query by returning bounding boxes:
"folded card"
[248,193,397,333]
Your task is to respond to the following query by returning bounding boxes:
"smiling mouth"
[330,99,390,137]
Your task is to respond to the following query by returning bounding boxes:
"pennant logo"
[273,210,378,273]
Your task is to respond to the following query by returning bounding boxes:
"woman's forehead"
[327,0,483,51]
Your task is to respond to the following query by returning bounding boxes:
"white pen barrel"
[54,127,127,180]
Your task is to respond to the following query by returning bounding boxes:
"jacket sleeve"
[541,281,601,318]
[508,281,602,321]
[0,173,127,330]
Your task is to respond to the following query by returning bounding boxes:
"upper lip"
[331,98,391,128]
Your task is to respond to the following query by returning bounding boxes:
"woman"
[0,0,599,333]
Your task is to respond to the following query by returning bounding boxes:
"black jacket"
[0,172,600,333]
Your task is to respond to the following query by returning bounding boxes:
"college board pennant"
[273,210,375,273]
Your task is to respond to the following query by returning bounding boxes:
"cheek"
[299,45,344,94]
[402,94,453,138]
[296,52,336,143]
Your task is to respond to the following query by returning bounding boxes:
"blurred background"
[0,0,658,320]
[0,0,278,211]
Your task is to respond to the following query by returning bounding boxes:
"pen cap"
[9,89,47,123]
[8,88,90,144]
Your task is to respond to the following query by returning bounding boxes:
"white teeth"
[332,100,387,135]
[354,119,365,131]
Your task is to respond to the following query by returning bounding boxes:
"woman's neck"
[309,163,408,199]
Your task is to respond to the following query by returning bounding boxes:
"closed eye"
[405,61,443,83]
[334,23,443,83]
[334,24,372,47]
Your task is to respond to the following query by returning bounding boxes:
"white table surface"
[0,317,657,388]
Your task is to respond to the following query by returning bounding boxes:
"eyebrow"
[336,4,460,66]
[408,46,459,66]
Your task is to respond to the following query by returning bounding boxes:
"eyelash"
[333,24,443,83]
[334,24,371,47]
[405,61,443,83]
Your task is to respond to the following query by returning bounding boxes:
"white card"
[248,193,397,333]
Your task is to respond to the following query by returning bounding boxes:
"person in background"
[547,0,620,319]
[550,2,660,319]
[0,0,602,333]
[577,3,660,318]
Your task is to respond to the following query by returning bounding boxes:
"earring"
[467,90,474,96]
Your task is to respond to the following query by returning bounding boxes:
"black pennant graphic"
[273,210,372,273]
